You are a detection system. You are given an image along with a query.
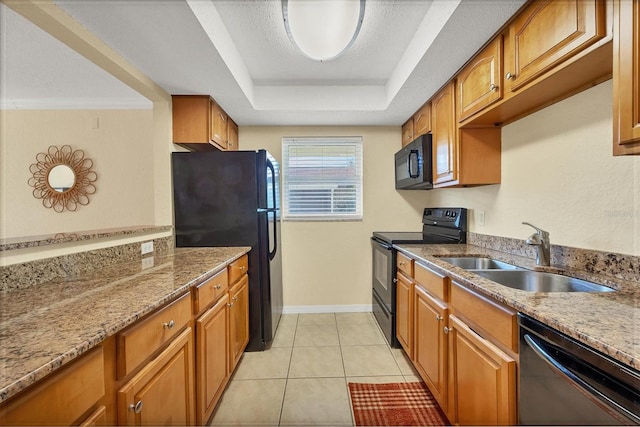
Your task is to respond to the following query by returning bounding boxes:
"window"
[282,137,363,220]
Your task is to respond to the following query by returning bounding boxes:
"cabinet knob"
[129,400,143,414]
[489,83,497,91]
[399,261,405,266]
[214,284,222,290]
[393,278,398,283]
[240,266,246,271]
[505,72,514,80]
[233,296,239,302]
[444,326,452,334]
[163,320,175,329]
[227,302,234,308]
[436,315,443,321]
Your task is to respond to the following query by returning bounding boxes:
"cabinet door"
[395,272,414,358]
[613,0,640,154]
[229,274,249,371]
[401,118,414,146]
[447,315,516,426]
[414,285,448,412]
[118,328,195,426]
[195,295,229,425]
[413,103,431,138]
[227,118,239,151]
[210,101,228,150]
[506,0,606,92]
[457,36,503,122]
[431,82,456,185]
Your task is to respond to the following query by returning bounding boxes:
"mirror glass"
[48,165,76,192]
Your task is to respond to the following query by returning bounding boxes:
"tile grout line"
[277,314,298,427]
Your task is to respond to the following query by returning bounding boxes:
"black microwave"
[394,134,433,190]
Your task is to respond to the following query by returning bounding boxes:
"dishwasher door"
[519,314,640,425]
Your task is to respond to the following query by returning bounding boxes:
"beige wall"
[240,126,428,310]
[0,109,156,239]
[241,81,639,310]
[429,80,639,256]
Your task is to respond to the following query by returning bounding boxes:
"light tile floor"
[209,312,422,426]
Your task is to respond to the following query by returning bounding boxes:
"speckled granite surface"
[395,243,639,370]
[0,246,250,403]
[0,236,174,291]
[0,225,172,252]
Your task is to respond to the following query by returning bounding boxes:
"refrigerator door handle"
[257,208,268,213]
[266,159,278,261]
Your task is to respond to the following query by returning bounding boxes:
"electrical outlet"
[141,241,154,255]
[477,211,486,226]
[141,257,154,269]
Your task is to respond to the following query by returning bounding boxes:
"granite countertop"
[395,243,639,370]
[0,246,250,404]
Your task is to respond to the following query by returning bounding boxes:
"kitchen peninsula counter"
[395,243,639,370]
[0,246,250,403]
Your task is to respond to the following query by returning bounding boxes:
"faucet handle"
[522,222,549,238]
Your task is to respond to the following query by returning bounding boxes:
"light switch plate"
[477,211,486,226]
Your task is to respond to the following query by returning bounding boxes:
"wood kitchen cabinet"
[414,284,448,412]
[172,95,236,151]
[431,82,501,188]
[457,36,503,123]
[446,315,516,426]
[117,328,195,426]
[504,0,607,94]
[0,347,105,426]
[401,118,414,146]
[413,103,431,138]
[228,274,249,371]
[395,271,414,358]
[613,0,640,155]
[227,118,239,151]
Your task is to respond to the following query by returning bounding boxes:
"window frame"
[281,137,363,222]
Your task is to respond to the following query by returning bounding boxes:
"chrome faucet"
[522,222,550,266]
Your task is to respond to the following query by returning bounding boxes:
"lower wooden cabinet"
[414,284,448,411]
[79,406,107,426]
[228,274,249,371]
[0,347,105,426]
[395,272,414,358]
[446,315,516,426]
[195,295,229,425]
[117,328,195,426]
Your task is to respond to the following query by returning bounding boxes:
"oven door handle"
[523,334,637,424]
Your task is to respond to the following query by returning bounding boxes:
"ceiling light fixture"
[282,0,365,62]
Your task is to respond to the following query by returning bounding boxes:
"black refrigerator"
[171,150,282,351]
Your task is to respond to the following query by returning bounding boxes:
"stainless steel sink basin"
[472,270,614,293]
[438,257,520,270]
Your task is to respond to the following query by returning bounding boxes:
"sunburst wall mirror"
[28,145,97,213]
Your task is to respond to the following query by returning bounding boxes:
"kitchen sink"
[438,257,520,270]
[472,270,614,293]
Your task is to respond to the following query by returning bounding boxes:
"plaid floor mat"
[348,382,450,426]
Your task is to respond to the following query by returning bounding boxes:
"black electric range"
[371,208,468,347]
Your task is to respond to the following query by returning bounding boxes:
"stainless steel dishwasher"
[519,314,640,425]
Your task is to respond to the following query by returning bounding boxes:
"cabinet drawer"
[415,263,449,302]
[117,293,191,378]
[450,281,517,352]
[228,254,248,285]
[192,269,228,316]
[0,347,105,425]
[397,252,414,278]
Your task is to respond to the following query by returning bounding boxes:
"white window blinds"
[282,137,363,221]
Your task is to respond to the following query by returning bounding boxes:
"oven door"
[371,237,393,309]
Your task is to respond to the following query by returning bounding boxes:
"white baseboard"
[282,304,372,314]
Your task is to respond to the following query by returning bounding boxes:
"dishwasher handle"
[523,334,639,424]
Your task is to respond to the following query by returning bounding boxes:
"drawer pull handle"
[505,72,514,80]
[130,400,143,414]
[399,261,405,266]
[444,326,452,334]
[163,320,175,329]
[214,284,222,290]
[227,302,234,308]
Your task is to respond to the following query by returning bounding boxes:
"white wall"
[0,109,155,238]
[429,80,640,256]
[240,126,428,309]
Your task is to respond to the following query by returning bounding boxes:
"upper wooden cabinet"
[457,36,503,122]
[401,118,414,146]
[431,82,457,185]
[613,0,640,155]
[505,0,607,93]
[227,118,239,151]
[413,103,432,138]
[172,95,237,151]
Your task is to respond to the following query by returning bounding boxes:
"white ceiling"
[1,0,527,126]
